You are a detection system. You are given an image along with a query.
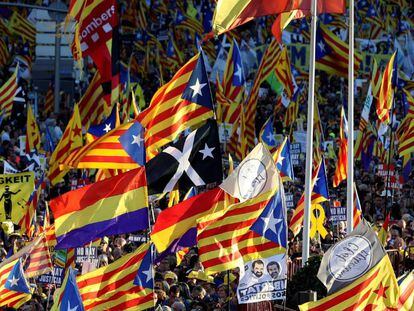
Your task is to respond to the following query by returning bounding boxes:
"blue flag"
[60,267,84,311]
[88,106,118,138]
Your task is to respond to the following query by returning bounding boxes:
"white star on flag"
[199,143,215,160]
[67,301,78,311]
[189,78,207,97]
[234,64,243,82]
[104,123,112,133]
[277,154,285,166]
[266,132,275,143]
[261,211,283,236]
[318,41,326,53]
[131,134,144,147]
[9,276,19,287]
[142,266,153,284]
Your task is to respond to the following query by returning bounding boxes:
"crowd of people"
[0,0,413,310]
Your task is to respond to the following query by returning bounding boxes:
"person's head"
[169,284,180,299]
[251,260,264,278]
[266,261,281,279]
[172,301,186,311]
[191,285,206,300]
[158,258,170,272]
[164,271,178,285]
[217,284,228,299]
[98,254,108,267]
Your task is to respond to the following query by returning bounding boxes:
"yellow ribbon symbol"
[310,204,328,238]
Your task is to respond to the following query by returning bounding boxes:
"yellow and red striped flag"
[0,66,18,118]
[211,0,344,35]
[0,37,10,68]
[227,105,248,161]
[396,271,414,311]
[25,105,41,153]
[48,104,83,185]
[137,53,214,159]
[78,71,108,128]
[62,242,153,311]
[333,106,348,187]
[0,259,32,309]
[316,24,362,78]
[371,58,382,103]
[245,40,282,149]
[8,11,36,45]
[284,100,299,128]
[376,51,397,124]
[274,47,295,99]
[61,120,141,170]
[44,83,54,116]
[0,234,52,278]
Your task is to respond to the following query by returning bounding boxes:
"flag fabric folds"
[333,106,348,187]
[245,40,282,149]
[289,160,329,236]
[78,71,108,128]
[50,167,149,249]
[0,259,32,309]
[137,52,214,159]
[275,137,295,182]
[48,104,83,185]
[316,24,362,78]
[197,144,281,274]
[77,242,153,311]
[26,105,41,153]
[300,221,399,310]
[396,271,414,310]
[51,267,84,311]
[62,120,144,169]
[146,119,223,195]
[151,188,230,253]
[4,259,31,294]
[0,234,53,278]
[377,51,397,124]
[211,0,345,35]
[0,66,18,118]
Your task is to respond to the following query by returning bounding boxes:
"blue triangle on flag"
[181,53,213,110]
[5,259,31,294]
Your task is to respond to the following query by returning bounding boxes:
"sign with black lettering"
[330,205,347,224]
[37,266,64,287]
[290,143,301,166]
[75,246,97,263]
[237,253,287,304]
[0,172,34,224]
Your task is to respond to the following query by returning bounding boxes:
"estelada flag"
[0,172,34,225]
[300,220,399,310]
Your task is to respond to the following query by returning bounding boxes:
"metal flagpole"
[346,0,355,234]
[301,0,318,266]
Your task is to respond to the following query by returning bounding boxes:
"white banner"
[237,253,287,304]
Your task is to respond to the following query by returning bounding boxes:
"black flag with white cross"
[146,119,223,195]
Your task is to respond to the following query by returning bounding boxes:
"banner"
[37,266,64,287]
[0,172,34,224]
[237,253,287,304]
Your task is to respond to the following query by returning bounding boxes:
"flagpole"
[301,0,318,266]
[346,0,355,234]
